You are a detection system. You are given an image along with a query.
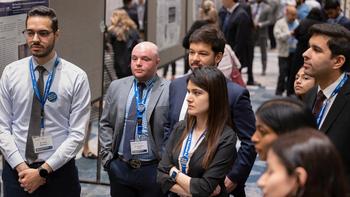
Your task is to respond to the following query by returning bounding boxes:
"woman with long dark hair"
[157,67,237,196]
[258,128,347,197]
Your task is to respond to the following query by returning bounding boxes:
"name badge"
[32,135,54,153]
[130,140,148,155]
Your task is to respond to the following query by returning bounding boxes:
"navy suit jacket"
[219,5,254,68]
[168,75,257,186]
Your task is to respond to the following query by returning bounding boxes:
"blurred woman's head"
[108,9,137,41]
[258,128,347,197]
[252,98,316,160]
[294,67,316,99]
[199,0,218,24]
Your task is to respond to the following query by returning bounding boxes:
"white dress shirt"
[0,54,91,171]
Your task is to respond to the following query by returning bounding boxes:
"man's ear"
[332,54,345,70]
[294,167,308,187]
[215,52,223,65]
[54,29,60,39]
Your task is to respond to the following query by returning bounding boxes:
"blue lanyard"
[316,74,348,127]
[29,57,60,129]
[133,79,154,136]
[180,128,206,174]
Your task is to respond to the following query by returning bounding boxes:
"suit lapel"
[118,78,134,123]
[114,77,133,150]
[320,79,350,133]
[172,76,188,122]
[146,76,164,120]
[304,86,317,110]
[188,142,206,169]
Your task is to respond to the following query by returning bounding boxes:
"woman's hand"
[210,185,221,196]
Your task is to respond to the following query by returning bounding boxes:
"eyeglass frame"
[22,29,55,39]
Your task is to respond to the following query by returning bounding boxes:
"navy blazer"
[168,75,256,186]
[219,5,254,68]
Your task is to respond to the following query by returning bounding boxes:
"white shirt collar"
[32,52,58,72]
[227,3,240,14]
[319,73,346,99]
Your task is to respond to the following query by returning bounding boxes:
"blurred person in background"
[274,5,299,96]
[323,0,350,30]
[107,9,139,79]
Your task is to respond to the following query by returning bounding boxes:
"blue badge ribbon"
[180,128,206,174]
[133,79,154,136]
[316,74,348,127]
[29,57,60,129]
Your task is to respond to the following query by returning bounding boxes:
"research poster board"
[0,0,48,75]
[50,0,105,101]
[186,0,202,32]
[155,0,182,51]
[147,0,186,66]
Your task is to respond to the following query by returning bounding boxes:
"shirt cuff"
[7,151,25,169]
[45,157,62,171]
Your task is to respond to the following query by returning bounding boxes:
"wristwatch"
[38,166,49,179]
[170,169,179,181]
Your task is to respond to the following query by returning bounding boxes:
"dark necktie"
[223,12,231,33]
[25,66,46,162]
[122,83,145,160]
[253,3,261,21]
[312,90,326,117]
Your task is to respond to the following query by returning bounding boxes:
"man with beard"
[168,25,256,196]
[0,6,90,196]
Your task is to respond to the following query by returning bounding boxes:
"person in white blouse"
[0,6,90,196]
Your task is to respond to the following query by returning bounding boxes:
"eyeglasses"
[22,30,54,38]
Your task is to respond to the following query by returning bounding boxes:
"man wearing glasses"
[0,6,90,196]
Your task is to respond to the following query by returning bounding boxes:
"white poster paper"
[156,0,181,51]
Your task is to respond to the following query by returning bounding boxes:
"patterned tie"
[312,90,326,117]
[122,83,145,160]
[25,66,46,162]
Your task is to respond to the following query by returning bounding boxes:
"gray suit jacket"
[99,75,170,169]
[251,1,272,38]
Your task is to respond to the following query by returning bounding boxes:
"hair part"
[189,25,226,55]
[174,67,231,169]
[26,6,58,32]
[309,23,350,72]
[256,98,317,135]
[271,128,347,196]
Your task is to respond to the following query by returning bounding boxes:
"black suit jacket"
[304,76,350,185]
[168,75,256,187]
[157,121,237,197]
[219,5,254,68]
